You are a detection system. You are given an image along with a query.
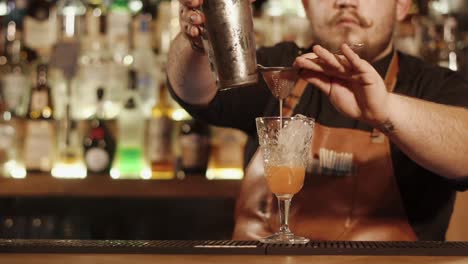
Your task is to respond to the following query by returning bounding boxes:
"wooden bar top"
[1,253,467,264]
[0,175,241,198]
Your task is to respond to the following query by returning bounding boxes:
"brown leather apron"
[233,53,418,241]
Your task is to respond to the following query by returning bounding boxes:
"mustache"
[328,11,373,28]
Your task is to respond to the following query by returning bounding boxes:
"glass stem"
[277,196,292,233]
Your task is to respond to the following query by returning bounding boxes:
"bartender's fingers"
[342,44,382,86]
[294,56,326,73]
[299,71,331,95]
[180,0,203,7]
[180,7,205,38]
[294,52,318,62]
[341,44,374,74]
[294,52,335,74]
[312,45,348,74]
[186,9,204,25]
[294,55,349,81]
[181,0,254,7]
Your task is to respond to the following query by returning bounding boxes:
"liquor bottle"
[54,0,91,121]
[56,0,86,40]
[0,0,8,55]
[154,0,179,54]
[131,12,156,117]
[178,118,210,176]
[2,0,29,59]
[23,0,57,58]
[4,0,28,28]
[206,127,247,180]
[0,83,21,178]
[23,63,56,173]
[0,1,30,117]
[51,119,87,178]
[83,87,115,175]
[84,0,107,42]
[438,16,459,71]
[148,81,174,179]
[107,0,130,61]
[0,20,29,117]
[72,0,110,119]
[49,0,85,179]
[110,70,150,179]
[103,0,131,118]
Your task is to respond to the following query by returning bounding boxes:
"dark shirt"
[168,42,468,240]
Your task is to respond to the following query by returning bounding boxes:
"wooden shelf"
[0,175,241,199]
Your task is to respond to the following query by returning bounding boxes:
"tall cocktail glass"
[255,116,314,244]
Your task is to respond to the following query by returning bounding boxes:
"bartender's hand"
[293,44,390,127]
[179,0,256,52]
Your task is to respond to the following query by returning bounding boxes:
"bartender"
[167,0,468,241]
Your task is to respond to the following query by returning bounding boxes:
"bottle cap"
[97,87,105,101]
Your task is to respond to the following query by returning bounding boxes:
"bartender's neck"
[372,40,394,63]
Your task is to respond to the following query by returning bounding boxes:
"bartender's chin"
[339,30,362,45]
[328,34,364,52]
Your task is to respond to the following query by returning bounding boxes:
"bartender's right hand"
[179,0,255,52]
[179,0,205,42]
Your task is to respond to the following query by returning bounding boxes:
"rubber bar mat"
[1,239,468,256]
[0,240,265,255]
[267,241,468,256]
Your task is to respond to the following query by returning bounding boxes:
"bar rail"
[1,239,468,256]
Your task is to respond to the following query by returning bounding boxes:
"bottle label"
[217,144,243,166]
[86,11,100,37]
[73,65,108,119]
[23,120,55,171]
[85,148,110,172]
[1,73,28,111]
[180,134,209,168]
[107,11,130,49]
[106,63,127,103]
[0,123,15,150]
[81,64,107,83]
[210,128,245,168]
[31,91,48,111]
[137,72,155,102]
[148,117,173,162]
[24,15,57,50]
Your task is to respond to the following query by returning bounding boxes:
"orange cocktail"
[265,165,305,195]
[256,116,314,244]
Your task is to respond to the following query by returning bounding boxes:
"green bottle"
[111,70,149,179]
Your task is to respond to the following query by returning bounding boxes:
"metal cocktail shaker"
[200,0,258,90]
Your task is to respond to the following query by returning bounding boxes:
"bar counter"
[0,175,241,198]
[2,254,467,264]
[1,239,468,263]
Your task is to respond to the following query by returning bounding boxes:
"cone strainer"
[258,43,365,100]
[258,65,299,100]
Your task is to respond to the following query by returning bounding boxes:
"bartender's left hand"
[293,44,390,127]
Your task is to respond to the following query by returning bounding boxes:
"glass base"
[259,231,310,244]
